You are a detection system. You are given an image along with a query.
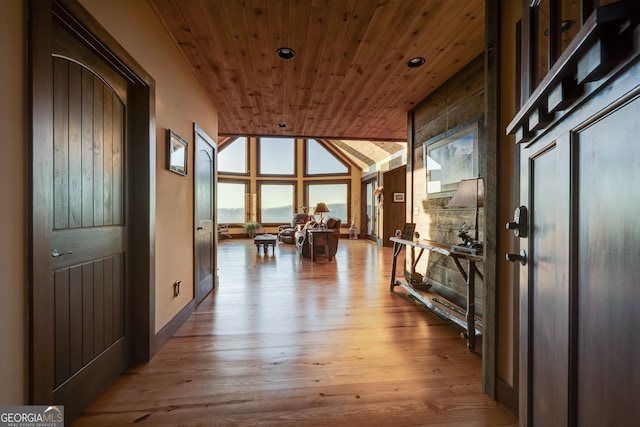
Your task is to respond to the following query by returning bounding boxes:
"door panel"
[195,125,217,305]
[529,143,569,426]
[48,20,129,417]
[53,254,124,387]
[575,97,640,426]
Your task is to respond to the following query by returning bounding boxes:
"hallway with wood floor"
[72,238,516,426]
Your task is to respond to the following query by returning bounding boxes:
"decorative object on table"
[314,202,330,228]
[167,129,188,176]
[243,222,262,238]
[452,223,483,254]
[448,177,484,253]
[400,223,416,240]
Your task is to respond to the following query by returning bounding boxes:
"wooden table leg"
[466,260,476,351]
[390,241,403,291]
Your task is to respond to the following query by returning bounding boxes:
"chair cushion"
[324,217,337,230]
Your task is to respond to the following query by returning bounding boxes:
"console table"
[389,237,483,351]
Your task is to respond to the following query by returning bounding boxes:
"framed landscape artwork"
[423,120,480,198]
[167,129,188,176]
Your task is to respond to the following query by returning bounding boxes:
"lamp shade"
[314,202,330,214]
[448,178,484,208]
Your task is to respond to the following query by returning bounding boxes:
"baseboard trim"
[496,377,518,417]
[150,299,196,356]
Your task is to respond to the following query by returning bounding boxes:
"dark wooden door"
[39,20,130,419]
[194,124,217,305]
[382,166,406,247]
[517,45,640,427]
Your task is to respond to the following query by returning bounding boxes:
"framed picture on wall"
[423,119,480,198]
[167,129,188,176]
[393,192,405,202]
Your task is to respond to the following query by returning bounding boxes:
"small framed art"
[167,129,188,176]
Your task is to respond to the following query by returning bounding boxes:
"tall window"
[217,181,247,224]
[308,182,348,223]
[219,137,247,174]
[306,139,349,175]
[259,183,295,224]
[259,137,295,175]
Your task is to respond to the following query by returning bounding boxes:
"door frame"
[361,174,378,242]
[29,0,156,405]
[193,123,217,305]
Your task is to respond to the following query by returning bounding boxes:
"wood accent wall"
[409,54,485,314]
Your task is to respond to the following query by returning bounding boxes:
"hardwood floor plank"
[72,239,515,426]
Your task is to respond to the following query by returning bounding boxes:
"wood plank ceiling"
[148,0,485,142]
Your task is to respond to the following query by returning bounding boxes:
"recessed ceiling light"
[407,57,426,68]
[276,47,296,60]
[276,123,287,128]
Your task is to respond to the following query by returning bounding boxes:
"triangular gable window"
[219,137,247,174]
[306,139,349,175]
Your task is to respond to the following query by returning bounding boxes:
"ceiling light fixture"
[276,47,296,60]
[407,57,426,68]
[276,123,287,128]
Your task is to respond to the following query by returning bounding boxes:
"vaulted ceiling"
[148,0,485,143]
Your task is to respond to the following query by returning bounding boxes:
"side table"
[307,229,334,261]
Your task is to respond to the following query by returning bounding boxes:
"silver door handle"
[52,249,73,257]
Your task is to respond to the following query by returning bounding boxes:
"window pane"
[306,139,348,175]
[535,0,550,89]
[560,0,580,54]
[309,183,347,223]
[217,182,246,223]
[259,137,294,175]
[260,184,294,223]
[219,137,247,174]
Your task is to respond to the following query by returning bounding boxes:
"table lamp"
[448,177,484,244]
[314,202,330,225]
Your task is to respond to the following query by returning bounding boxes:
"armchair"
[217,223,231,239]
[278,213,311,244]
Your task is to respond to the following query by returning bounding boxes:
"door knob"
[506,249,527,266]
[52,249,73,257]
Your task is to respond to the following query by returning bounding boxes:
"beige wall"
[78,0,219,333]
[0,0,27,405]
